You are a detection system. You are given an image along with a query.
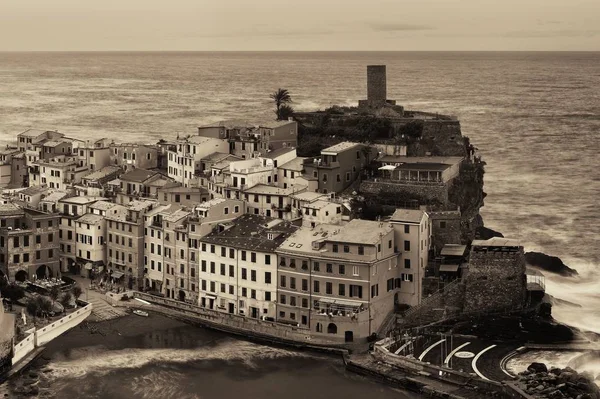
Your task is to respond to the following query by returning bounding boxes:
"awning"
[203,293,217,299]
[378,165,397,171]
[111,271,125,279]
[84,263,93,270]
[439,264,460,272]
[319,297,363,307]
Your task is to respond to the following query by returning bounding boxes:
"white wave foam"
[42,339,310,381]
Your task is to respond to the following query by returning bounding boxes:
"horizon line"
[0,50,599,53]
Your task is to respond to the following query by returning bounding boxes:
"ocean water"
[0,51,598,396]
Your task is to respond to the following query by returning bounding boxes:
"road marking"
[444,342,471,366]
[394,340,414,355]
[472,344,497,380]
[418,339,446,362]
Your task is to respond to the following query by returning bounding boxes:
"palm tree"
[270,88,292,120]
[277,104,295,121]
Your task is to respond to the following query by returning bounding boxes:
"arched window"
[327,323,337,334]
[316,323,323,333]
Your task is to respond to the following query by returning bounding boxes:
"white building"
[167,136,229,187]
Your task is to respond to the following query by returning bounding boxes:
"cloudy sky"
[1,0,598,51]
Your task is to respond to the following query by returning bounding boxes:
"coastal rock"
[525,252,579,277]
[475,226,504,240]
[528,362,549,374]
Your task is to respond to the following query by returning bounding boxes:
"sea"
[0,51,598,398]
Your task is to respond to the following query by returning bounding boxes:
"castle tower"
[367,65,387,105]
[358,65,397,109]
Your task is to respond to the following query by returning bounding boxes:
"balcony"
[271,204,291,212]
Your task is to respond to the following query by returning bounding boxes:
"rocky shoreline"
[516,363,600,399]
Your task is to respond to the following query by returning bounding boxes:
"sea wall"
[35,303,93,346]
[11,330,35,366]
[11,303,92,365]
[127,292,358,352]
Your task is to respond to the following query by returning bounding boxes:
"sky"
[0,0,598,51]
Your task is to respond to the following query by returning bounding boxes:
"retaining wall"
[127,292,357,353]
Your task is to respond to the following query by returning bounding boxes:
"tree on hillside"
[49,286,60,304]
[270,88,292,120]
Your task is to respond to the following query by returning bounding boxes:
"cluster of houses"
[0,120,452,343]
[0,67,531,345]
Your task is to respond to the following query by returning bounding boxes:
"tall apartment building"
[108,143,158,171]
[199,214,297,319]
[275,219,400,343]
[0,204,60,282]
[106,200,156,290]
[58,196,103,275]
[388,208,432,306]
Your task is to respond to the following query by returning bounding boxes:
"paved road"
[413,335,518,382]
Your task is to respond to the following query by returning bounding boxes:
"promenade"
[68,275,128,322]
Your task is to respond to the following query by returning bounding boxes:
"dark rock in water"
[475,226,504,240]
[528,362,549,373]
[525,252,578,277]
[545,294,582,308]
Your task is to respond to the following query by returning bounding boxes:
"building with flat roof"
[303,142,375,194]
[275,219,400,343]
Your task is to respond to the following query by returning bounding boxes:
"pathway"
[412,335,518,382]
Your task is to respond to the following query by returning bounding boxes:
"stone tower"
[367,65,387,106]
[358,65,397,109]
[463,238,527,313]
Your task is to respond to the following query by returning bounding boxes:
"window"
[221,284,226,293]
[332,244,338,253]
[241,251,247,261]
[265,272,271,284]
[343,245,350,253]
[404,225,410,234]
[242,268,247,280]
[229,265,235,277]
[224,207,229,215]
[404,259,411,269]
[220,263,226,276]
[371,284,379,298]
[36,235,41,244]
[229,248,235,259]
[339,264,345,275]
[404,240,411,251]
[280,294,286,304]
[322,174,327,183]
[210,245,215,253]
[250,252,256,263]
[440,221,447,229]
[402,273,413,282]
[313,262,320,272]
[210,262,215,273]
[339,284,346,296]
[280,275,286,287]
[221,247,226,257]
[387,278,394,292]
[326,263,333,273]
[352,265,359,276]
[290,277,296,289]
[326,282,332,295]
[301,279,308,291]
[229,285,235,295]
[313,280,320,293]
[48,233,53,242]
[201,260,206,272]
[290,296,296,306]
[251,289,256,299]
[265,292,271,301]
[251,270,256,282]
[265,254,271,265]
[349,285,363,298]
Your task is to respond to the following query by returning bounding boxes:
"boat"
[133,310,149,317]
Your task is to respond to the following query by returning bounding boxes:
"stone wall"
[464,251,527,313]
[359,180,449,206]
[428,210,462,252]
